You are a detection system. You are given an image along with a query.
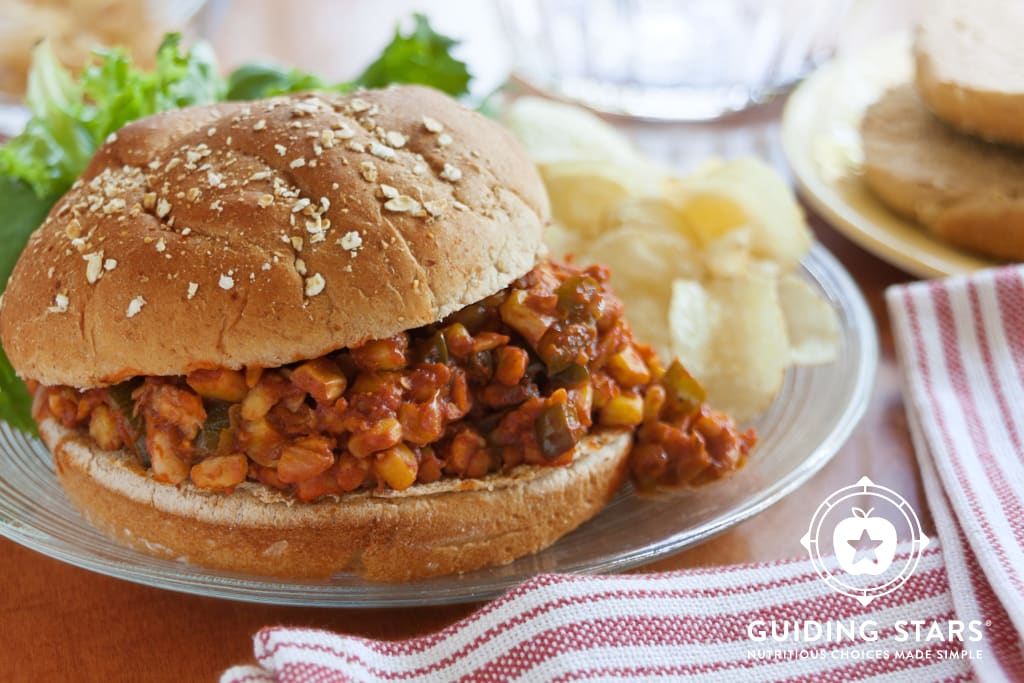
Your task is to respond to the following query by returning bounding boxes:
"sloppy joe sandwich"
[0,86,754,579]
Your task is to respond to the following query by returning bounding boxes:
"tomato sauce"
[36,261,756,501]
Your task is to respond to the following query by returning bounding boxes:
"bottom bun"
[41,418,632,580]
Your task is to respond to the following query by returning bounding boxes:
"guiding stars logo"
[801,477,929,605]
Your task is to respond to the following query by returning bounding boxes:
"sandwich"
[0,85,754,579]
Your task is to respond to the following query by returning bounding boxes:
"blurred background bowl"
[497,0,853,121]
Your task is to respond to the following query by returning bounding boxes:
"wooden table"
[1,3,934,679]
[0,212,928,682]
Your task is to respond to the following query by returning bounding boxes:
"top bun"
[0,86,549,388]
[914,0,1024,146]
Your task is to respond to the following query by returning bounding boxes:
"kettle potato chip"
[669,274,790,422]
[777,274,842,365]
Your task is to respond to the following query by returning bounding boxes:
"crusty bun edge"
[915,52,1024,148]
[913,2,1024,148]
[863,163,1024,260]
[860,84,1024,261]
[42,418,632,580]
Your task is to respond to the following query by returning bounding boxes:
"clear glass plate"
[0,244,877,606]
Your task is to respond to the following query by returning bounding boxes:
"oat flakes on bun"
[0,86,754,580]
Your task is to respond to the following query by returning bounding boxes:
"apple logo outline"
[800,476,930,606]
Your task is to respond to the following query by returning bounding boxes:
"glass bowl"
[498,0,852,121]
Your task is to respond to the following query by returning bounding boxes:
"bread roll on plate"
[861,84,1024,261]
[915,0,1024,147]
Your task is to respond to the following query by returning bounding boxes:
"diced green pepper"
[535,401,580,460]
[555,275,600,320]
[447,301,490,333]
[551,363,590,388]
[196,400,231,453]
[415,330,449,364]
[105,379,148,464]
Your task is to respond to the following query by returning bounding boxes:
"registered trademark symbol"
[986,620,992,627]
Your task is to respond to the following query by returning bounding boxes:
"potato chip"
[669,273,789,422]
[504,96,639,166]
[668,189,749,245]
[618,291,673,362]
[584,227,703,294]
[582,227,702,358]
[513,109,837,424]
[668,158,812,270]
[602,195,695,241]
[777,274,841,365]
[687,157,727,179]
[542,223,581,261]
[664,279,711,373]
[701,226,753,278]
[541,161,648,237]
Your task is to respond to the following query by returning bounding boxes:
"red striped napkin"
[221,266,1024,683]
[223,542,969,683]
[889,265,1024,680]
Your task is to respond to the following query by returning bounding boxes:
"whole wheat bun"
[42,417,631,580]
[914,0,1024,147]
[861,84,1024,261]
[0,86,549,388]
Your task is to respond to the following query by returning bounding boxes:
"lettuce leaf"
[225,64,328,101]
[78,34,223,143]
[0,34,222,200]
[0,41,92,198]
[356,14,470,96]
[0,349,34,436]
[0,177,59,435]
[224,14,470,100]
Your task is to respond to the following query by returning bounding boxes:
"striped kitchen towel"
[221,265,1024,683]
[889,265,1024,681]
[222,542,972,683]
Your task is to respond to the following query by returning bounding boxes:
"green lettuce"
[225,14,470,100]
[0,34,222,199]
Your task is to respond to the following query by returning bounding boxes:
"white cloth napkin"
[222,265,1024,683]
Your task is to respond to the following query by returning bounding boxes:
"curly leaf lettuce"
[225,13,470,100]
[225,63,328,101]
[0,177,61,434]
[0,34,222,199]
[79,34,223,144]
[357,14,470,95]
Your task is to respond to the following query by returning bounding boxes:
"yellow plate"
[781,34,999,279]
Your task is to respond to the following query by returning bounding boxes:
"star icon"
[848,530,883,564]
